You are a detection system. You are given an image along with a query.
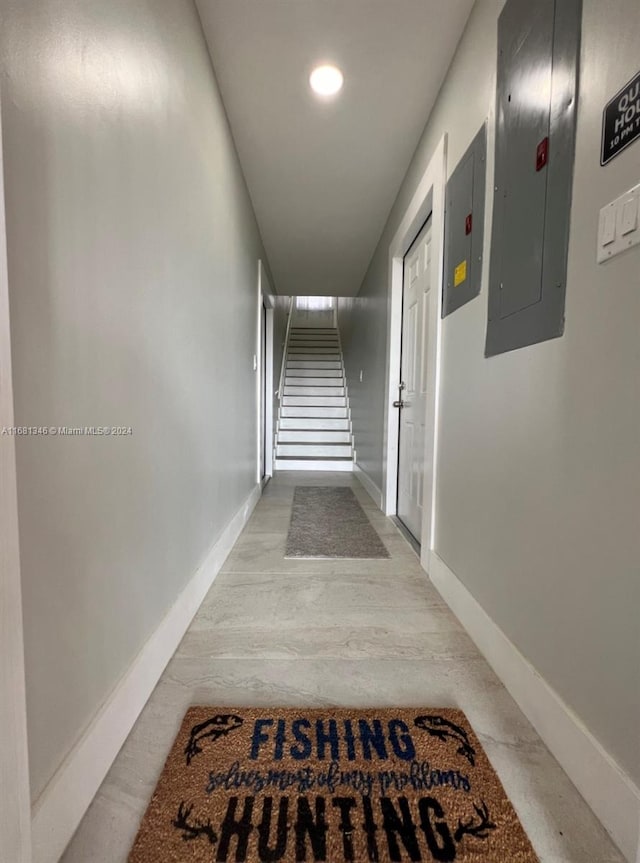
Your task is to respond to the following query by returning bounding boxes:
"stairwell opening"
[274,298,355,471]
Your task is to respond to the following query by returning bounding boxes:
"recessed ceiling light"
[309,65,344,97]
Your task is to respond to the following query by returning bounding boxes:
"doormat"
[285,487,390,558]
[129,707,538,862]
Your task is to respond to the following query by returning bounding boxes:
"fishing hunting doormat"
[129,707,538,862]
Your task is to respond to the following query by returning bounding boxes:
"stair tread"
[284,390,345,395]
[276,455,353,461]
[278,441,351,446]
[279,422,349,429]
[279,436,350,439]
[278,429,349,432]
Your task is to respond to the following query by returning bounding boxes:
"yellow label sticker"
[454,260,467,287]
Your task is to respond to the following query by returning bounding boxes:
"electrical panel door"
[486,0,581,356]
[443,123,486,318]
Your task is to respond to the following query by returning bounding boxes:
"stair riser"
[287,346,340,352]
[283,396,346,407]
[278,431,351,443]
[289,333,339,338]
[285,370,343,379]
[288,355,342,363]
[288,348,340,355]
[289,340,340,348]
[287,361,341,370]
[290,329,337,334]
[276,444,352,458]
[287,345,339,350]
[284,386,345,397]
[279,418,350,430]
[285,377,343,387]
[281,407,348,418]
[275,459,353,472]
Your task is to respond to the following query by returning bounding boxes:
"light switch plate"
[597,182,640,263]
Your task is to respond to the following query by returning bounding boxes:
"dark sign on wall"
[601,70,640,165]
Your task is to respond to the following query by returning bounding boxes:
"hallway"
[1,0,639,860]
[61,472,623,863]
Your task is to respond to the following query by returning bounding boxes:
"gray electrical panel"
[485,0,581,356]
[443,123,487,318]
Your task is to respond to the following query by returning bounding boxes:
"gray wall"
[342,0,640,785]
[337,295,387,486]
[1,0,270,800]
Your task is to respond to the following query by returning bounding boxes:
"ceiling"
[196,0,475,296]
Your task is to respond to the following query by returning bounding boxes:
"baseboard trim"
[275,459,353,471]
[354,463,383,508]
[31,484,262,863]
[429,551,640,863]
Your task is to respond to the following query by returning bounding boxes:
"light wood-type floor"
[62,472,625,862]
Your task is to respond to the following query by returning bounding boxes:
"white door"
[397,218,432,542]
[259,302,266,480]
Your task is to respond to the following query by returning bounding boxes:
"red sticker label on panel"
[536,137,549,171]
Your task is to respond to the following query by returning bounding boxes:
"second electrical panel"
[443,123,487,318]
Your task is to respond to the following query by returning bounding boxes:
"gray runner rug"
[285,486,390,558]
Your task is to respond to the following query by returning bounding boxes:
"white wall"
[342,0,640,796]
[0,94,32,863]
[291,299,335,329]
[1,0,271,802]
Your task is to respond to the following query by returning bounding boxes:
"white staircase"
[275,327,355,471]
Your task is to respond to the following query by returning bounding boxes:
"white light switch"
[620,194,638,235]
[601,205,616,245]
[597,181,640,263]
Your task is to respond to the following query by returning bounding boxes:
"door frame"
[382,134,447,571]
[257,260,274,482]
[0,98,33,863]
